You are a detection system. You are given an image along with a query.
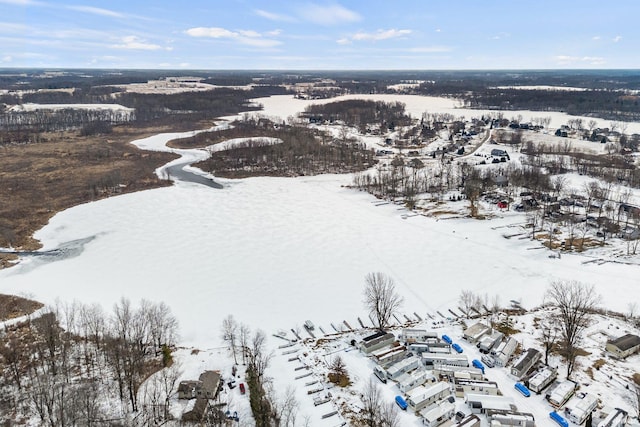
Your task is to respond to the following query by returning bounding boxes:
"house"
[486,409,536,427]
[463,323,491,343]
[360,331,396,354]
[510,348,541,379]
[606,333,640,359]
[178,380,201,399]
[491,148,508,158]
[181,398,209,422]
[178,370,221,400]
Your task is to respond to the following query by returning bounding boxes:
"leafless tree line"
[0,297,179,426]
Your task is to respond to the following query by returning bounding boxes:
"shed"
[606,334,640,359]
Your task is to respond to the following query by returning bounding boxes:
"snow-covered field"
[7,102,134,112]
[1,93,639,425]
[251,94,640,135]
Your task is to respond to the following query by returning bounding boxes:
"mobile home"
[486,409,535,427]
[360,331,396,354]
[402,328,438,344]
[420,398,455,427]
[433,365,484,381]
[373,365,387,383]
[422,352,469,367]
[397,369,435,393]
[546,380,578,408]
[465,394,516,414]
[454,379,500,398]
[528,366,557,394]
[463,323,491,343]
[597,408,628,427]
[372,345,407,367]
[386,356,422,380]
[407,382,452,412]
[565,393,599,425]
[492,337,518,367]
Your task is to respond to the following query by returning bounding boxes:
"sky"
[1,0,639,70]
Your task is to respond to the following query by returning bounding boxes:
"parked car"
[239,383,246,394]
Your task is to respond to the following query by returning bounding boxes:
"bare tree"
[222,315,239,364]
[545,280,598,378]
[459,290,477,318]
[363,272,404,330]
[538,316,560,366]
[360,378,400,427]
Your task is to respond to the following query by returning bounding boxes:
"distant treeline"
[456,88,640,122]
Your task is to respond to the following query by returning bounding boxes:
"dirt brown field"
[0,293,43,320]
[0,120,215,257]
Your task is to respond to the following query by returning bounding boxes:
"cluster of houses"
[358,322,640,427]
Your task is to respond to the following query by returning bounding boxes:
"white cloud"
[352,29,411,41]
[66,5,123,18]
[255,9,295,22]
[555,55,605,66]
[111,36,163,51]
[297,3,361,25]
[592,36,601,41]
[406,46,451,53]
[185,27,281,48]
[613,35,622,42]
[0,0,42,5]
[0,22,29,33]
[186,27,236,38]
[2,55,12,62]
[338,29,411,44]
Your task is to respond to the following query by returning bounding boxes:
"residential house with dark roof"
[606,333,640,359]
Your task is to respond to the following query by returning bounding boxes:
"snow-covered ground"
[2,93,639,425]
[7,103,134,112]
[250,94,640,134]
